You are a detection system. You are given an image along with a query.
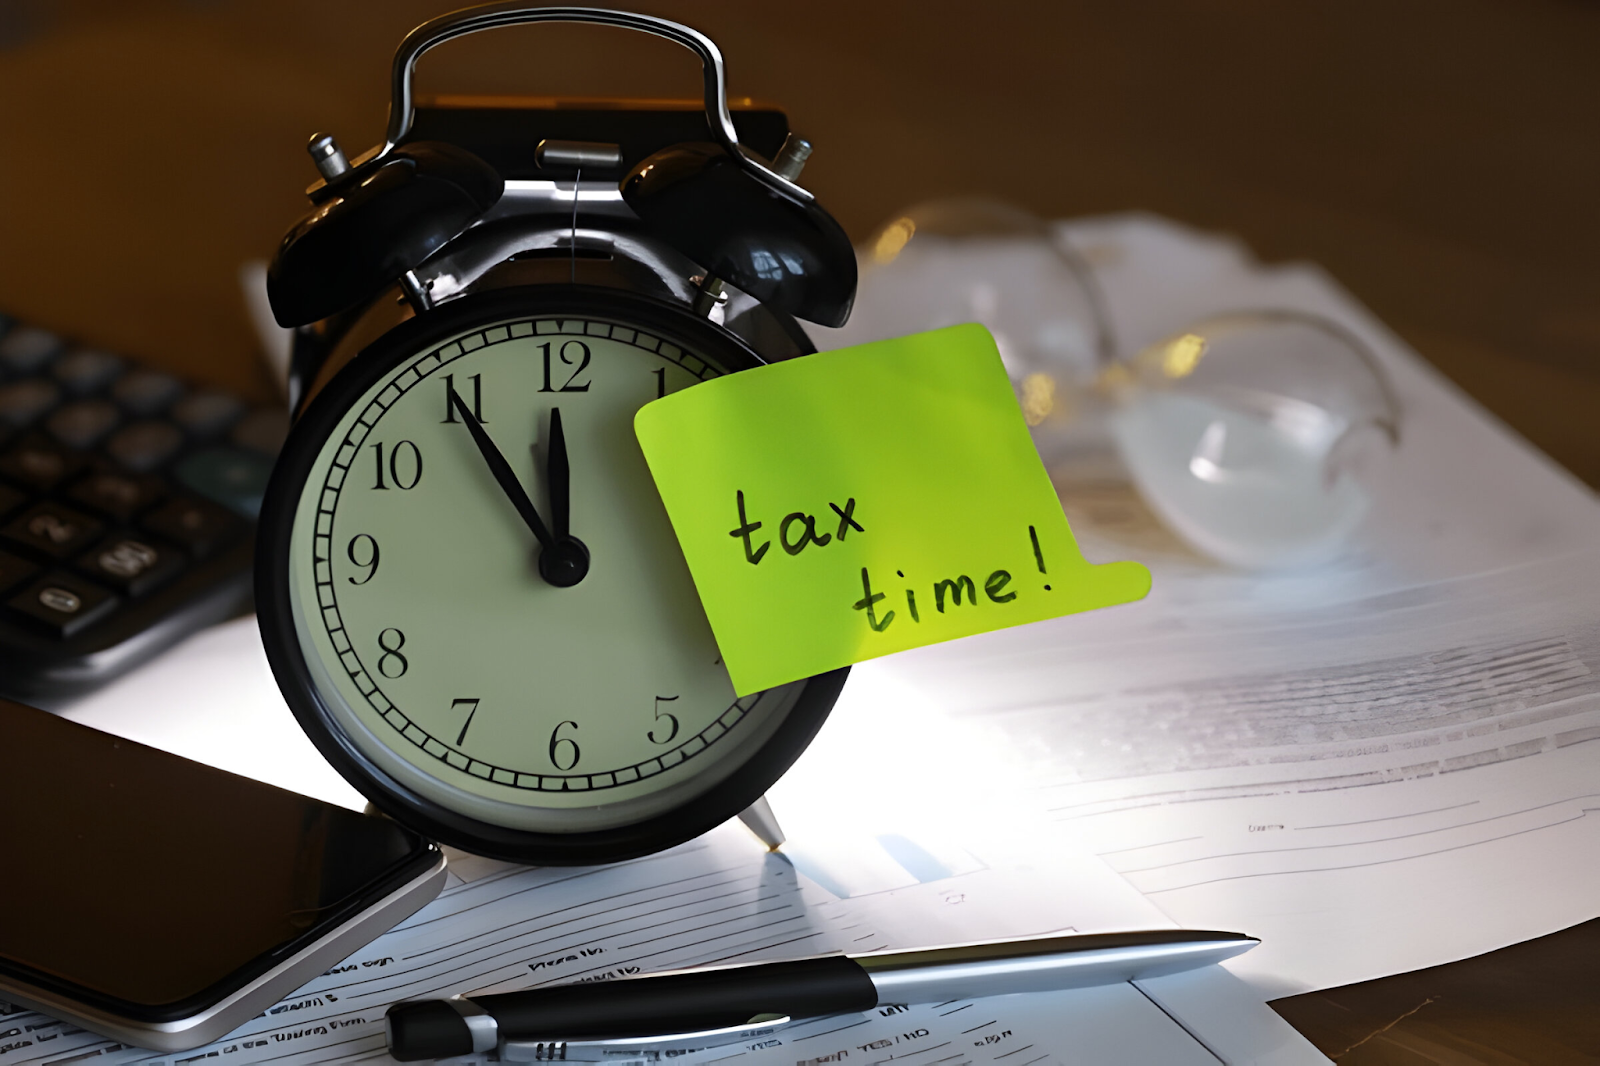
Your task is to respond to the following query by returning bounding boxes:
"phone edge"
[0,848,448,1053]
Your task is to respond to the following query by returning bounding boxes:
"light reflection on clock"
[285,316,805,832]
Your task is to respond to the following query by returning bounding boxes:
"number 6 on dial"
[260,288,848,864]
[254,5,857,866]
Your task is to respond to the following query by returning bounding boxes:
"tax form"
[819,213,1600,1000]
[887,548,1600,999]
[16,599,1327,1063]
[14,212,1470,1063]
[0,816,1318,1065]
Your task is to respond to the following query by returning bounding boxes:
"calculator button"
[105,420,184,472]
[232,408,289,456]
[171,390,245,439]
[66,469,166,521]
[0,550,40,595]
[46,399,122,449]
[0,484,26,521]
[77,535,183,597]
[8,572,117,638]
[0,327,64,376]
[112,371,183,416]
[0,435,86,490]
[0,379,62,430]
[141,495,239,556]
[52,349,125,395]
[175,446,274,517]
[2,503,104,559]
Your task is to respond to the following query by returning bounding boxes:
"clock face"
[272,290,826,845]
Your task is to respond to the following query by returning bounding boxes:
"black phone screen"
[0,698,437,1022]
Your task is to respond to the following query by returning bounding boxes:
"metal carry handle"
[382,3,808,198]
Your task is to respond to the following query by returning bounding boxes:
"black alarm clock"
[256,4,856,865]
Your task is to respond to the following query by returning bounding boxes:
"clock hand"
[538,406,589,587]
[548,407,570,539]
[449,388,554,550]
[448,390,589,587]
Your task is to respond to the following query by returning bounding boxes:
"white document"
[62,615,367,812]
[1134,965,1324,1066]
[23,212,1463,1058]
[818,214,1600,999]
[0,819,1320,1065]
[658,984,1222,1066]
[887,549,1600,999]
[40,610,1328,1064]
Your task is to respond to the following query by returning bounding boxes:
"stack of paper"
[20,212,1581,1063]
[813,213,1600,999]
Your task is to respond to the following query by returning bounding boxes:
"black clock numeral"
[441,373,486,423]
[370,440,423,490]
[376,628,409,678]
[649,695,680,745]
[538,341,592,393]
[452,698,481,745]
[548,719,580,770]
[653,367,666,399]
[346,534,380,585]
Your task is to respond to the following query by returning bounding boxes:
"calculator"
[0,312,285,705]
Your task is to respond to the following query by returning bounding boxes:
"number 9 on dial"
[257,288,847,863]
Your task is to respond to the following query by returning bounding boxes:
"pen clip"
[500,1015,791,1062]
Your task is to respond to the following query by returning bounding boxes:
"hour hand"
[449,389,554,550]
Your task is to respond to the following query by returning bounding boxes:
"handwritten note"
[635,324,1150,695]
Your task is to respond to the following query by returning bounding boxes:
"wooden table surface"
[3,2,1596,1061]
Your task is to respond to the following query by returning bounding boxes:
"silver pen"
[385,929,1258,1061]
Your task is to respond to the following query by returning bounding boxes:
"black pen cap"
[387,1000,475,1062]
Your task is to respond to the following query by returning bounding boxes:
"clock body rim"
[255,283,848,865]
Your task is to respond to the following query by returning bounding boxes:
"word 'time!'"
[852,525,1053,633]
[727,491,1054,635]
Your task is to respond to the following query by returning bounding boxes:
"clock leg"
[737,794,786,851]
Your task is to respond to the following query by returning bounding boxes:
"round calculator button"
[0,327,64,375]
[174,446,273,517]
[231,408,289,456]
[141,495,239,557]
[46,400,122,449]
[66,469,166,521]
[2,502,103,559]
[0,436,84,490]
[0,379,62,429]
[106,420,184,471]
[171,390,245,438]
[38,586,81,613]
[8,571,117,637]
[112,371,183,416]
[77,535,183,597]
[52,349,126,395]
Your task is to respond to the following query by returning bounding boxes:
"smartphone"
[0,697,446,1052]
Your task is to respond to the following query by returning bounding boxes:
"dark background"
[3,2,1596,1060]
[2,1,1597,488]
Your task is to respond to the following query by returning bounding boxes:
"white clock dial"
[286,315,802,833]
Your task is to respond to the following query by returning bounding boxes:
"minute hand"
[548,407,570,539]
[449,389,554,550]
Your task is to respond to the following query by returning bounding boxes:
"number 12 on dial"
[263,293,845,864]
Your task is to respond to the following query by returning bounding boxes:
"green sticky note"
[634,323,1150,696]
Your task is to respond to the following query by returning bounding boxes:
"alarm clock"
[256,4,856,864]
